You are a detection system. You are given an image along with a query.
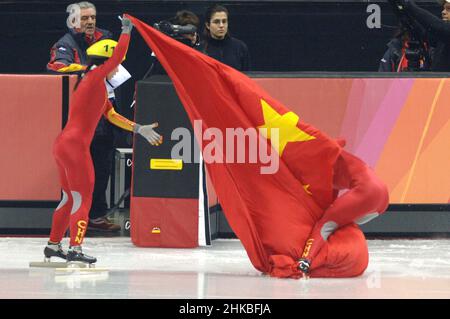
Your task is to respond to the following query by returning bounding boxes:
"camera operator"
[378,28,431,72]
[380,0,434,72]
[399,0,450,71]
[147,10,201,76]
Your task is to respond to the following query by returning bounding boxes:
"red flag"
[128,15,368,278]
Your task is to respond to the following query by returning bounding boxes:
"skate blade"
[29,261,70,268]
[55,266,108,273]
[54,272,109,284]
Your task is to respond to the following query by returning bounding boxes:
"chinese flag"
[128,15,368,278]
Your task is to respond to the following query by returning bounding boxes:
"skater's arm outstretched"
[103,99,163,146]
[94,16,133,79]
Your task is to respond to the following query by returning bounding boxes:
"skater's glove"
[134,122,163,146]
[121,16,133,34]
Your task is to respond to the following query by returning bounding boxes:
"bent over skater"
[298,148,389,275]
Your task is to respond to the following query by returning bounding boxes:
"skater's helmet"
[86,39,126,61]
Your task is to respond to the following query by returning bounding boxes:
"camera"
[153,20,197,39]
[143,19,199,79]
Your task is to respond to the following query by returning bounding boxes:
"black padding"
[133,76,200,199]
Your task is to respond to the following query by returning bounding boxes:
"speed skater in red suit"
[44,16,163,265]
[297,143,390,276]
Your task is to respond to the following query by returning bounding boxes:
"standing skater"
[44,16,162,266]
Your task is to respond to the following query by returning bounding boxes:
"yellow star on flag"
[257,99,315,156]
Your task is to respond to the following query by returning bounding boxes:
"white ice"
[0,237,449,299]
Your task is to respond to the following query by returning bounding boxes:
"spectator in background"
[174,10,202,48]
[399,0,450,71]
[47,1,122,232]
[47,1,111,73]
[202,4,250,71]
[442,0,450,21]
[378,27,431,72]
[378,28,410,72]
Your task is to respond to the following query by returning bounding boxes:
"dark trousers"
[89,119,115,220]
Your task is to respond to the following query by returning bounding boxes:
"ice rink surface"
[0,237,449,299]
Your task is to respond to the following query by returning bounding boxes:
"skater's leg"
[42,138,97,265]
[299,158,389,273]
[49,157,73,244]
[45,152,74,260]
[64,148,97,264]
[65,148,95,248]
[309,224,369,278]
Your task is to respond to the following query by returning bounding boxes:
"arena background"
[0,0,448,237]
[0,0,443,119]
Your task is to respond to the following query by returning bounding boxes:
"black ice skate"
[29,242,68,268]
[44,242,67,261]
[298,258,311,278]
[67,246,97,267]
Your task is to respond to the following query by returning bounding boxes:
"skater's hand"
[134,122,163,146]
[121,16,133,34]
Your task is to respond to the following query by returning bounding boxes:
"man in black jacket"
[378,28,432,72]
[47,1,121,232]
[378,30,412,72]
[399,0,450,71]
[202,4,250,71]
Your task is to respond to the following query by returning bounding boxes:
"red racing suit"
[301,149,390,268]
[49,32,133,246]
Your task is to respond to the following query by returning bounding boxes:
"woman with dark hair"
[202,4,250,71]
[44,16,162,266]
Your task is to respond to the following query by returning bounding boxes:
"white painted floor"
[0,237,449,299]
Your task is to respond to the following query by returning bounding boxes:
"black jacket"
[379,38,404,72]
[378,37,432,72]
[202,35,250,71]
[47,27,117,137]
[406,1,450,72]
